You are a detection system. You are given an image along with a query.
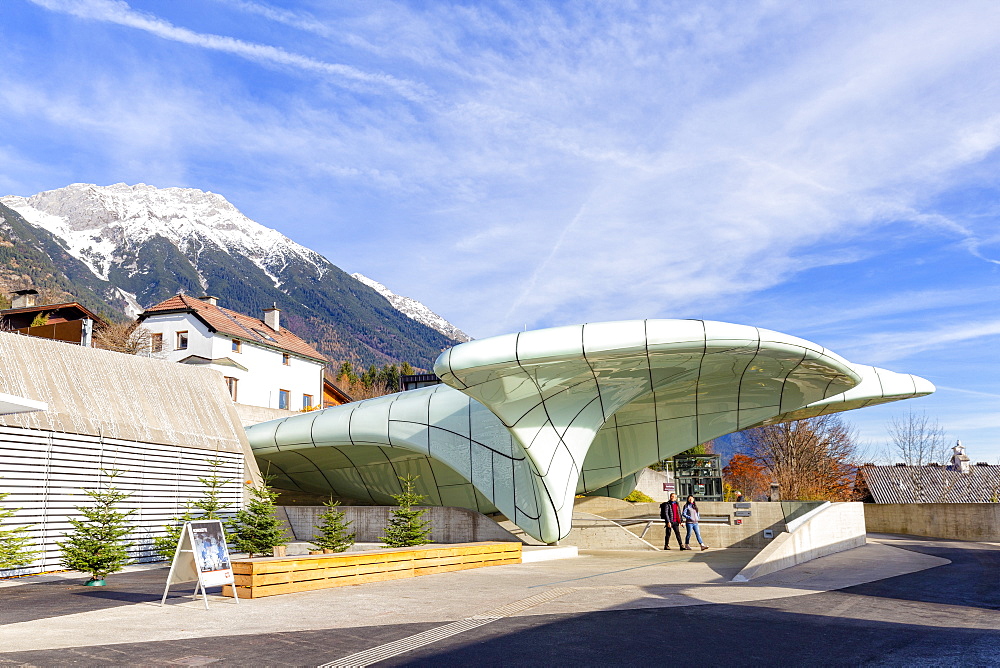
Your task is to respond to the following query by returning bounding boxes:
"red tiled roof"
[139,294,328,363]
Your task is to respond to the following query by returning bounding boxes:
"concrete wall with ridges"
[0,331,248,454]
[282,505,521,544]
[864,503,1000,542]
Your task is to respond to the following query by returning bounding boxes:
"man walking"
[659,492,685,550]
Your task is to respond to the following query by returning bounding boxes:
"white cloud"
[6,0,1000,340]
[838,319,1000,365]
[27,0,429,101]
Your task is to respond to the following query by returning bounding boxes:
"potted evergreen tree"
[381,475,432,548]
[0,487,38,571]
[57,469,135,586]
[310,499,356,554]
[229,480,288,558]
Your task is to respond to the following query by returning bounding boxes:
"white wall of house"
[144,311,215,362]
[142,313,324,411]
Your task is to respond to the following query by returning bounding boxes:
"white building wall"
[142,312,324,411]
[206,332,323,410]
[142,312,215,362]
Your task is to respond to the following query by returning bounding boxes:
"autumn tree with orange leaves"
[722,454,769,501]
[737,415,864,501]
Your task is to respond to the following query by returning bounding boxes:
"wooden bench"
[222,541,522,598]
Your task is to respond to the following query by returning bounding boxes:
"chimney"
[199,295,219,306]
[951,440,971,474]
[263,303,280,332]
[10,289,38,309]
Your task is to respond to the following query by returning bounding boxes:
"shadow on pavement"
[0,568,171,626]
[842,538,1000,611]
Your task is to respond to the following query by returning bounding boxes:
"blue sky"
[2,0,998,460]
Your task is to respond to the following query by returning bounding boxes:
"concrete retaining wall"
[576,497,786,548]
[632,468,675,503]
[864,503,1000,542]
[281,506,521,544]
[732,502,866,581]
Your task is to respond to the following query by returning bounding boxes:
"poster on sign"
[190,521,234,587]
[160,520,238,609]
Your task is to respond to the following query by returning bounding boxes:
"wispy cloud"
[27,0,429,101]
[838,319,1000,365]
[6,1,1000,339]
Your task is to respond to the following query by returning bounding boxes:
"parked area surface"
[1,535,997,666]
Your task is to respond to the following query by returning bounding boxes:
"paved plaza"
[1,535,998,666]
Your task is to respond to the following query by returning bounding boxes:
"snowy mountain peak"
[0,183,326,284]
[351,273,471,343]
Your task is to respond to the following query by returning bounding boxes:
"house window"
[303,394,313,410]
[151,333,163,353]
[232,339,242,353]
[278,389,290,410]
[253,328,276,342]
[282,353,290,365]
[176,331,188,350]
[225,376,238,401]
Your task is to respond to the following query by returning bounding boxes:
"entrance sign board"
[160,520,238,609]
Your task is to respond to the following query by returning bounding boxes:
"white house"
[138,294,328,411]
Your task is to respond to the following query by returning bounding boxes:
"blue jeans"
[685,522,703,546]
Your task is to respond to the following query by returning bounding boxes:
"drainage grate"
[318,588,575,668]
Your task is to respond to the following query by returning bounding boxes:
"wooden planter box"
[222,542,521,598]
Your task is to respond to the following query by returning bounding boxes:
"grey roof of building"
[0,331,249,454]
[860,464,1000,503]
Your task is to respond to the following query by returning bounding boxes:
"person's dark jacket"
[660,500,683,525]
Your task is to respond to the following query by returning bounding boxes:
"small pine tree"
[0,488,38,570]
[193,458,232,520]
[229,480,288,557]
[310,499,356,553]
[152,503,196,561]
[57,469,135,583]
[381,475,432,548]
[400,362,415,376]
[152,458,233,561]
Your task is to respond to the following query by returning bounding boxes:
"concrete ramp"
[732,502,866,581]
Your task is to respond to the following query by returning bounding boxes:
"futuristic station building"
[246,319,933,543]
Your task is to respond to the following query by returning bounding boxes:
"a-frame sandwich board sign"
[160,520,239,609]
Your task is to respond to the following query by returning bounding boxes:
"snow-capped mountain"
[351,273,471,342]
[0,183,464,366]
[2,183,327,297]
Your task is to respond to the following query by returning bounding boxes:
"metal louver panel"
[0,426,244,576]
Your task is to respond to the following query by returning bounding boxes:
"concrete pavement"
[0,535,994,666]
